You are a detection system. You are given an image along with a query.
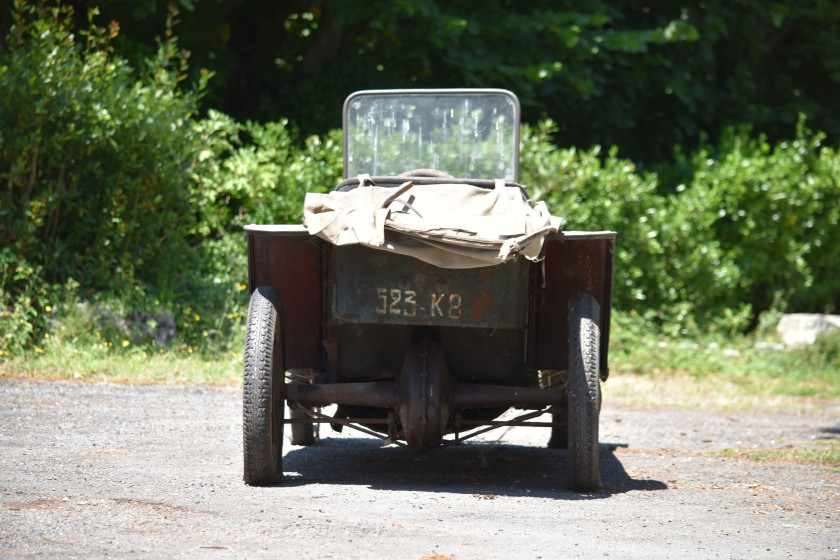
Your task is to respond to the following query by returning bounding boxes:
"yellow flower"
[194,314,200,322]
[237,283,247,291]
[44,305,52,312]
[122,340,130,347]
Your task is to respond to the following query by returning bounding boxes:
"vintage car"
[242,89,614,492]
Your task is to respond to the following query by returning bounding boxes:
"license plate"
[332,245,528,329]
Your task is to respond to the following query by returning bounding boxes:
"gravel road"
[1,378,838,559]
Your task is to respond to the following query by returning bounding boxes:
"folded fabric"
[303,178,563,269]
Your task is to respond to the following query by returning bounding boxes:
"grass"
[0,340,243,385]
[711,439,840,467]
[602,369,836,411]
[1,310,838,412]
[1,296,246,385]
[605,311,840,410]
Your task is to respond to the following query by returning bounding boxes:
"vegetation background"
[0,0,838,398]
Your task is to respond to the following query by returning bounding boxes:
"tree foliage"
[57,0,840,163]
[525,119,840,332]
[0,1,207,340]
[2,1,840,356]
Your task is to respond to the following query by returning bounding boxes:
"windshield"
[343,89,520,181]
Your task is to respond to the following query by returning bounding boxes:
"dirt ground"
[1,378,838,559]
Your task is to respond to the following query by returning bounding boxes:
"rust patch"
[111,498,196,514]
[6,498,64,511]
[468,292,493,323]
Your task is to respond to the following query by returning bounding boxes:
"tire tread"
[242,286,283,485]
[567,292,601,492]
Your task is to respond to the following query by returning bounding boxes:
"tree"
[61,0,840,164]
[0,1,207,299]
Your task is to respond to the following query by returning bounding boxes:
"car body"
[242,89,615,492]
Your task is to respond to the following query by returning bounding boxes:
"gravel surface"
[1,378,838,559]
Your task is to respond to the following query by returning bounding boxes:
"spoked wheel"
[567,292,602,492]
[242,286,285,486]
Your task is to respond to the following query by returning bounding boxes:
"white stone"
[776,313,840,347]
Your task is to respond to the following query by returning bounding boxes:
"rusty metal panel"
[528,232,615,377]
[333,324,525,384]
[331,245,529,329]
[246,227,325,369]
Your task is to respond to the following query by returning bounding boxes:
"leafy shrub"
[190,110,342,237]
[166,112,342,355]
[0,2,207,297]
[3,2,838,359]
[520,118,840,334]
[0,2,209,352]
[672,119,840,320]
[520,121,693,329]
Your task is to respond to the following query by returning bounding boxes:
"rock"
[776,313,840,348]
[754,341,785,352]
[89,305,177,349]
[131,311,177,349]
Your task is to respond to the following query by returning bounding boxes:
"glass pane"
[344,90,520,181]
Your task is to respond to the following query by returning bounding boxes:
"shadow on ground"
[280,437,666,499]
[819,426,840,439]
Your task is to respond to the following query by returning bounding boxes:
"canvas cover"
[303,177,563,269]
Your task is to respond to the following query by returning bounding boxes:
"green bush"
[0,2,207,294]
[0,1,208,354]
[2,2,838,358]
[672,119,840,320]
[175,111,341,355]
[520,118,840,334]
[0,2,345,357]
[190,109,341,237]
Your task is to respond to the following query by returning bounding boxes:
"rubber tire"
[290,404,316,446]
[567,292,602,492]
[242,286,285,486]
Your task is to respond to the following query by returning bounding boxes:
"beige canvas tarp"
[303,178,563,269]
